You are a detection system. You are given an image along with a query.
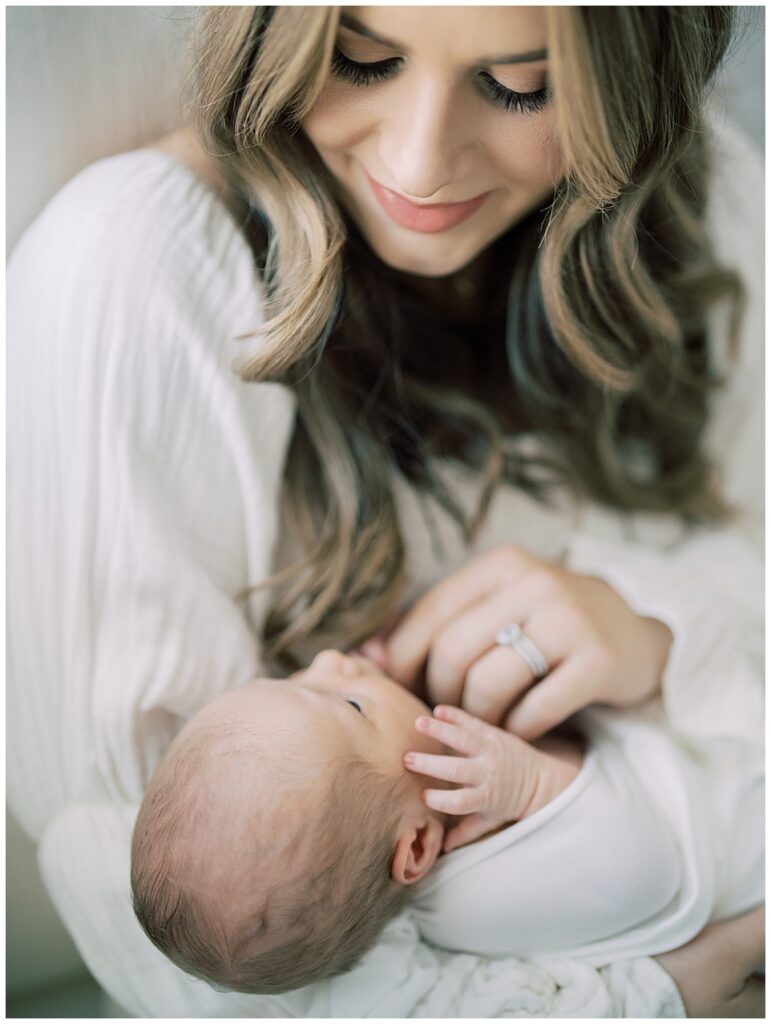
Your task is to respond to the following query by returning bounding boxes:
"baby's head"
[131,650,447,993]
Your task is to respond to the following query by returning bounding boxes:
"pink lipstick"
[365,170,492,234]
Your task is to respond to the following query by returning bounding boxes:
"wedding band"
[495,622,549,681]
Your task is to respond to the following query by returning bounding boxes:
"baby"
[130,648,763,994]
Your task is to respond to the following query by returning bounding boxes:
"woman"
[8,6,763,1017]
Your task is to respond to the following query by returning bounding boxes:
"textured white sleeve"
[7,151,296,838]
[565,119,764,748]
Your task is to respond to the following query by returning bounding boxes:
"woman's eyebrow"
[339,13,548,66]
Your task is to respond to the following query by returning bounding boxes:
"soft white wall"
[717,6,765,149]
[6,5,197,256]
[6,1,764,1004]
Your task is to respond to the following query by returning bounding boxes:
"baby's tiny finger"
[415,712,482,756]
[422,786,481,816]
[434,704,486,727]
[403,751,478,785]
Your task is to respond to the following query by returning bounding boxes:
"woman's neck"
[401,245,498,323]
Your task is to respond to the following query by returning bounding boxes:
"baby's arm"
[404,705,579,852]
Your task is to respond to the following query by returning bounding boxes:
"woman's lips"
[364,170,492,233]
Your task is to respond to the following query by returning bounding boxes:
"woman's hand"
[380,544,673,740]
[403,704,577,852]
[655,906,765,1017]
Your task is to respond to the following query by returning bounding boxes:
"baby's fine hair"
[130,716,410,993]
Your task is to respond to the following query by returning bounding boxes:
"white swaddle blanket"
[411,709,763,965]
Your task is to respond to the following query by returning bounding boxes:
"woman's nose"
[378,78,472,200]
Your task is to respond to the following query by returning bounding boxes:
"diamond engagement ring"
[495,623,549,681]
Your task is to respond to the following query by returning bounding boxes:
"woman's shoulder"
[9,130,266,349]
[143,126,232,202]
[16,140,225,252]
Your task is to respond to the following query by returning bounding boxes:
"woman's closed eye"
[329,47,550,116]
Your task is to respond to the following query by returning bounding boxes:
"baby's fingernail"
[416,715,432,730]
[403,753,416,766]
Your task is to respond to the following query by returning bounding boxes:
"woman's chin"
[367,237,479,280]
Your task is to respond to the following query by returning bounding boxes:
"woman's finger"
[504,651,601,740]
[403,750,480,785]
[351,637,389,671]
[354,607,410,671]
[385,546,536,687]
[423,582,556,709]
[414,709,485,757]
[452,599,575,724]
[423,785,481,816]
[456,644,543,725]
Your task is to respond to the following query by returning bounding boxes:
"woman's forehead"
[343,6,549,65]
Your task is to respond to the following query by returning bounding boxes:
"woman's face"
[302,5,562,278]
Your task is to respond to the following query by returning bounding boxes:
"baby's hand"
[404,705,565,853]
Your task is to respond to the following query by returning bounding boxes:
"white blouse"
[7,111,762,1017]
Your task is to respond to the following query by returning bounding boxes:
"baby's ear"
[390,818,444,885]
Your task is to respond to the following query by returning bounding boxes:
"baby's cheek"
[406,724,444,758]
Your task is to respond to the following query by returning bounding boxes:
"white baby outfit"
[7,108,763,1017]
[410,708,764,965]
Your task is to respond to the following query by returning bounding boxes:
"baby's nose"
[310,648,360,677]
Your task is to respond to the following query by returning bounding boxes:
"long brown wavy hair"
[184,7,745,671]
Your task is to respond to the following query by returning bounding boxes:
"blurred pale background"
[6,5,765,1018]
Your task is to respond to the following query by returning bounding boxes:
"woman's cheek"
[525,118,564,187]
[303,83,374,152]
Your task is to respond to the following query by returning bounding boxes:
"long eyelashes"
[477,72,550,115]
[329,47,550,116]
[331,48,401,86]
[345,698,364,714]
